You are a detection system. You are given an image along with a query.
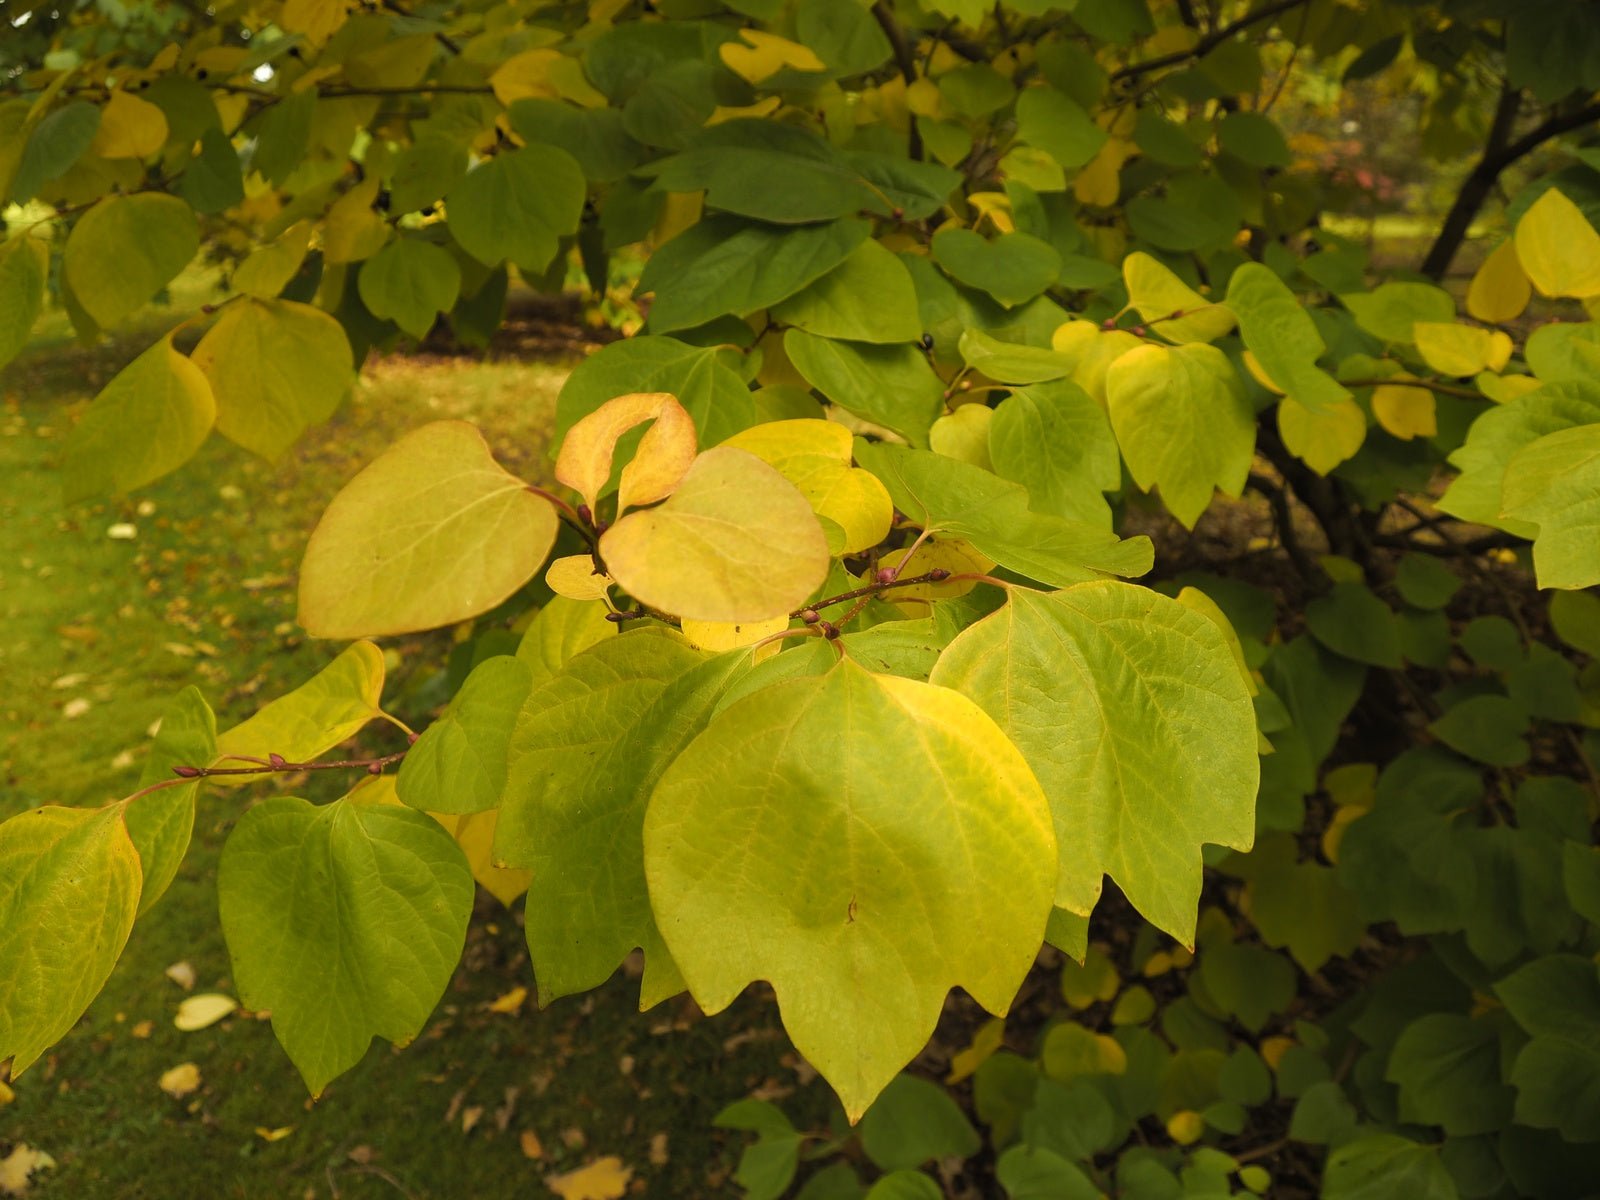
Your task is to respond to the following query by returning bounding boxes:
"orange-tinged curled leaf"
[600,446,830,622]
[298,421,559,638]
[554,392,697,515]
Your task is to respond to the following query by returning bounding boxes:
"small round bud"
[576,503,593,525]
[919,333,934,351]
[891,207,905,220]
[172,765,202,779]
[928,567,950,581]
[801,609,820,625]
[1132,325,1147,337]
[958,379,971,391]
[268,753,289,769]
[407,732,420,745]
[876,567,897,584]
[367,762,383,775]
[1101,318,1118,331]
[196,68,208,80]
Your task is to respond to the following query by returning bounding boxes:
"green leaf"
[298,421,560,638]
[516,596,616,688]
[126,686,216,915]
[1125,175,1241,253]
[1385,1013,1515,1136]
[1227,263,1352,413]
[1440,380,1600,534]
[644,658,1056,1120]
[1216,111,1290,168]
[212,641,385,780]
[1318,1139,1459,1200]
[958,328,1076,383]
[1195,943,1295,1033]
[600,446,830,622]
[61,332,216,503]
[1340,282,1456,344]
[556,335,756,448]
[770,239,921,344]
[397,656,532,816]
[191,298,354,461]
[387,136,469,214]
[647,121,887,223]
[784,330,944,445]
[796,0,892,75]
[640,216,869,334]
[859,1074,981,1171]
[218,796,473,1096]
[1429,694,1530,767]
[357,238,462,340]
[996,1146,1099,1200]
[0,234,48,372]
[494,629,743,1003]
[62,193,199,329]
[931,229,1060,308]
[1224,834,1363,973]
[854,440,1154,586]
[1305,583,1403,668]
[0,805,142,1075]
[845,150,960,220]
[9,101,99,203]
[1105,342,1254,528]
[1121,252,1236,344]
[1495,955,1600,1140]
[1015,85,1106,171]
[445,144,585,272]
[989,380,1120,525]
[1550,590,1600,656]
[1395,555,1461,611]
[864,1172,942,1200]
[178,126,245,214]
[931,583,1257,944]
[1500,423,1600,589]
[714,1099,803,1200]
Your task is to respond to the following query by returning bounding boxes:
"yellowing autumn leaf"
[487,986,528,1015]
[1467,239,1531,324]
[0,1144,55,1196]
[544,1156,632,1200]
[432,809,532,907]
[158,1062,201,1099]
[555,392,697,515]
[1515,188,1600,298]
[720,420,892,554]
[1371,378,1437,441]
[719,30,825,84]
[680,615,788,650]
[1413,322,1512,377]
[174,992,238,1031]
[91,90,169,159]
[546,555,612,602]
[946,1017,1005,1084]
[254,1126,295,1142]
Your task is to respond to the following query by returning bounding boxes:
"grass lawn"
[0,329,827,1199]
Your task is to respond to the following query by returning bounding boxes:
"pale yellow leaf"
[719,30,825,84]
[521,1129,546,1160]
[680,615,788,651]
[545,1156,632,1200]
[930,404,994,470]
[554,392,696,515]
[90,90,169,159]
[487,986,528,1015]
[720,420,891,554]
[165,960,196,990]
[432,809,532,907]
[174,992,237,1031]
[878,538,995,602]
[600,446,830,622]
[546,555,612,601]
[946,1017,1005,1084]
[1278,395,1365,474]
[1371,378,1437,440]
[254,1126,295,1142]
[158,1061,201,1098]
[1515,188,1600,298]
[1413,322,1512,377]
[0,1144,55,1196]
[1467,239,1531,324]
[1122,252,1236,344]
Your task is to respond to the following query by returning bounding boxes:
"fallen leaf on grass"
[159,1063,201,1099]
[648,1133,668,1166]
[130,1020,154,1039]
[487,986,527,1015]
[461,1106,484,1134]
[175,993,237,1031]
[165,961,197,990]
[520,1130,545,1160]
[544,1157,632,1200]
[0,1081,13,1107]
[0,1144,57,1195]
[255,1127,294,1143]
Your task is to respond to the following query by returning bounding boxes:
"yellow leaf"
[520,1129,546,1159]
[1122,252,1236,344]
[1260,1035,1295,1070]
[1413,322,1512,377]
[721,420,893,554]
[877,538,995,602]
[491,50,606,107]
[1467,239,1532,324]
[544,1156,632,1200]
[174,993,238,1031]
[90,90,169,159]
[601,446,831,622]
[1321,804,1365,864]
[234,220,314,299]
[968,191,1014,234]
[158,1062,201,1099]
[1277,395,1365,474]
[1515,188,1600,298]
[1242,349,1285,395]
[651,190,702,247]
[254,1126,295,1143]
[0,1144,55,1195]
[1475,372,1541,404]
[321,178,389,264]
[1167,1110,1205,1145]
[0,1081,13,1107]
[1074,137,1134,207]
[905,78,942,118]
[546,555,612,602]
[165,960,197,990]
[487,986,528,1015]
[945,1017,1005,1084]
[433,809,532,907]
[280,0,350,45]
[554,392,697,515]
[719,31,825,85]
[680,615,788,651]
[1072,328,1142,406]
[707,96,782,127]
[1371,378,1437,440]
[929,404,994,470]
[1050,318,1099,360]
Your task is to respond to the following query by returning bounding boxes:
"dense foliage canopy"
[4,0,1600,1195]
